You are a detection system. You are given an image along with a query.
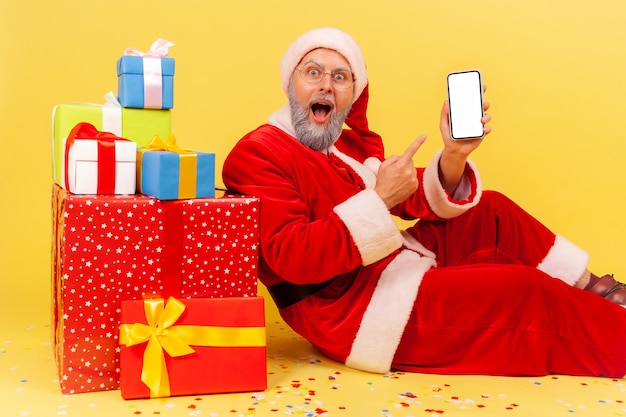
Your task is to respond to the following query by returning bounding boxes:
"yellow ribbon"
[137,135,198,199]
[141,134,194,154]
[119,297,266,398]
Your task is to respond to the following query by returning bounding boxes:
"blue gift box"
[117,55,175,109]
[138,143,215,200]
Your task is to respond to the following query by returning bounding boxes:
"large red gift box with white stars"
[51,184,260,394]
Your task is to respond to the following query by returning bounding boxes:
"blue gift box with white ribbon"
[117,39,175,109]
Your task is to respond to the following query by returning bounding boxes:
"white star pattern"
[52,186,259,394]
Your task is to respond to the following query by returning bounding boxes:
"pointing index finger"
[399,134,427,162]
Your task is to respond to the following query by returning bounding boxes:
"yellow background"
[2,0,626,330]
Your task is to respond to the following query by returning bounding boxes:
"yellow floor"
[2,307,625,417]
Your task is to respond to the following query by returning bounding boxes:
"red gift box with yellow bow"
[51,184,260,394]
[119,296,267,399]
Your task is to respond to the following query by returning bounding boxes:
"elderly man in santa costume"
[223,27,626,377]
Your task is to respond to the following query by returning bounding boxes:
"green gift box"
[52,93,171,187]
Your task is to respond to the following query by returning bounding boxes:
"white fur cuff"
[422,150,482,219]
[334,189,402,265]
[536,234,590,285]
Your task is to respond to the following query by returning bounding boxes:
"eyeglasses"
[297,62,354,89]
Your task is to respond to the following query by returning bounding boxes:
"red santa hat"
[279,27,368,103]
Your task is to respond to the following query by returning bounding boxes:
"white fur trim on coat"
[363,156,381,175]
[536,234,589,285]
[423,150,482,219]
[268,103,295,138]
[345,250,436,373]
[329,145,377,189]
[334,189,402,266]
[401,230,436,259]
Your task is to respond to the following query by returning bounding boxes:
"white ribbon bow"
[124,38,175,57]
[123,39,174,109]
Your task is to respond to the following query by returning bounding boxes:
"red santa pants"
[409,190,560,268]
[394,191,626,377]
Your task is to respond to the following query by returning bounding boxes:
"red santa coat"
[223,122,626,377]
[223,121,487,372]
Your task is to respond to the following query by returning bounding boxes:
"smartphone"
[447,70,484,140]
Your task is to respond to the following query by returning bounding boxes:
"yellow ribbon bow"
[143,134,194,154]
[119,297,266,398]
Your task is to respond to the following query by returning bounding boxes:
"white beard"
[288,83,351,152]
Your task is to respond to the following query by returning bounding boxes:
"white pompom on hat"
[279,27,368,103]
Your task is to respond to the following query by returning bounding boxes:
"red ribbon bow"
[64,122,131,194]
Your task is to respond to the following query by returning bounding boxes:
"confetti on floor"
[2,319,625,416]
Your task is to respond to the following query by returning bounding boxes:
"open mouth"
[311,102,333,123]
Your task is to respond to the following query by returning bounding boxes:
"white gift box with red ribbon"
[65,122,137,195]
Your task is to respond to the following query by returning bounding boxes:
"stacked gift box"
[50,39,266,398]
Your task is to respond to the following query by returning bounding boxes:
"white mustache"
[308,93,335,108]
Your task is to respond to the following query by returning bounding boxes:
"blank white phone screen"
[447,71,484,139]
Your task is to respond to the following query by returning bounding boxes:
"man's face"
[288,48,354,151]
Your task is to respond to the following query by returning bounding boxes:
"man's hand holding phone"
[440,96,491,155]
[438,71,492,195]
[442,70,491,156]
